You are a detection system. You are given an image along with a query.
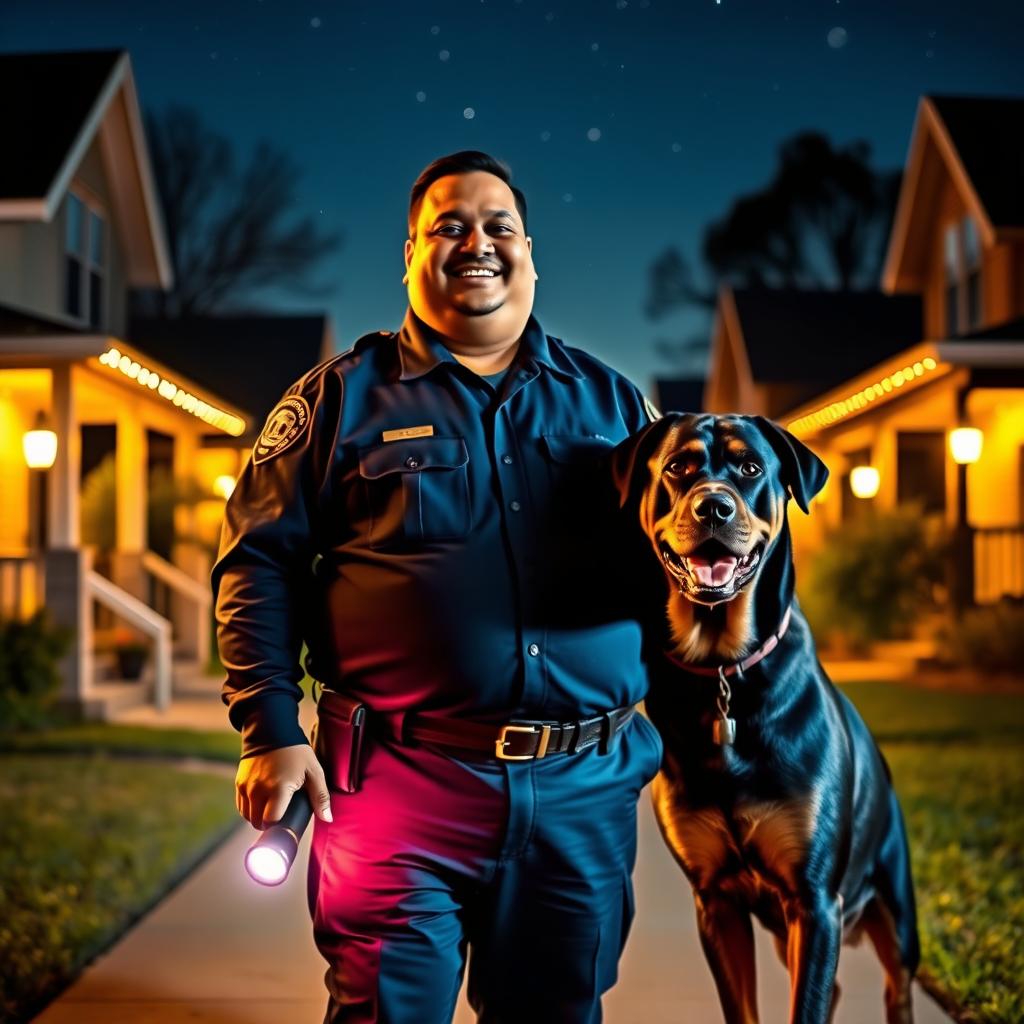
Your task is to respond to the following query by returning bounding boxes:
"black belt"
[380,705,637,761]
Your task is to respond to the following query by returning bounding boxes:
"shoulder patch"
[253,395,311,465]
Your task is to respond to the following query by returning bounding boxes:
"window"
[896,432,946,516]
[943,216,983,336]
[63,189,106,329]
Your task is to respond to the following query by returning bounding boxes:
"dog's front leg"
[693,890,759,1024]
[784,892,842,1024]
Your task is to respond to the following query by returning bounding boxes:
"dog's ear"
[610,415,692,535]
[750,415,829,514]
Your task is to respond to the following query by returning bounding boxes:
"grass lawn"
[0,747,239,1022]
[840,682,1023,1024]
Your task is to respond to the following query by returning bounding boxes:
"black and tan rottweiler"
[612,413,920,1024]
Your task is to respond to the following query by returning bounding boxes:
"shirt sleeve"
[210,365,341,758]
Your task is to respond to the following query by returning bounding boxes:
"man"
[212,151,663,1023]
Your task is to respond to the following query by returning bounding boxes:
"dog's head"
[612,414,828,609]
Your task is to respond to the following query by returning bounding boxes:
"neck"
[446,337,521,375]
[665,529,794,665]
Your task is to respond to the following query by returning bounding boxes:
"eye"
[490,223,515,234]
[434,224,463,236]
[740,462,762,477]
[665,459,699,479]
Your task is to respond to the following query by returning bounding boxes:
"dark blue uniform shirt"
[212,309,654,757]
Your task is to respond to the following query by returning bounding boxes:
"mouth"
[659,537,763,602]
[448,263,503,281]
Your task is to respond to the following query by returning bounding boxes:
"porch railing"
[974,526,1024,605]
[0,555,44,620]
[85,569,173,710]
[141,549,212,666]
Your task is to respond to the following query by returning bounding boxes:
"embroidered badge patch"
[253,396,311,465]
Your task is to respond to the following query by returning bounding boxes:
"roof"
[654,378,705,414]
[959,315,1024,342]
[0,49,171,288]
[0,50,122,201]
[731,288,923,388]
[129,315,332,436]
[929,95,1024,229]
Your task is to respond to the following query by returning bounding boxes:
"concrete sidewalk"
[34,789,953,1024]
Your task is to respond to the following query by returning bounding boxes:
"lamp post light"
[950,402,983,612]
[22,411,57,551]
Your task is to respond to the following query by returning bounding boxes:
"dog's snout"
[692,492,736,527]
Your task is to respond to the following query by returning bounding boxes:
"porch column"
[48,362,80,547]
[45,546,93,708]
[111,400,146,599]
[952,385,976,611]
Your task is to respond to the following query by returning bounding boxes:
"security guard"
[212,151,664,1023]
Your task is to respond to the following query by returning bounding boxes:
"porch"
[0,335,249,719]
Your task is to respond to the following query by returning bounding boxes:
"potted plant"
[109,627,150,681]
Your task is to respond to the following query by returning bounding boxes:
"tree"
[133,106,342,317]
[646,132,901,363]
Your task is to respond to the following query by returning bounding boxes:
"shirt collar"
[397,309,584,382]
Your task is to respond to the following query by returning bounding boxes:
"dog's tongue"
[688,555,738,587]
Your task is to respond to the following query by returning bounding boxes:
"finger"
[238,789,253,828]
[263,781,299,827]
[307,769,334,823]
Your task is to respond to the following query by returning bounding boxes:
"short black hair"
[408,150,528,237]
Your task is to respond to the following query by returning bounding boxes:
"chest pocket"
[540,433,616,529]
[359,437,471,548]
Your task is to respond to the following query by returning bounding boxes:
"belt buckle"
[495,723,552,761]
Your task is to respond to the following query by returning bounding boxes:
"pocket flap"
[359,436,469,479]
[541,433,615,465]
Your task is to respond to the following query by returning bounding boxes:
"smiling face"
[404,171,536,346]
[645,417,786,606]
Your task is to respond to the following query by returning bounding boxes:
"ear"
[609,414,691,535]
[403,238,413,273]
[750,415,829,514]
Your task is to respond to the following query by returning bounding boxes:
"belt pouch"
[313,688,366,793]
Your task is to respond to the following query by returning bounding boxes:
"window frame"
[62,186,107,330]
[942,215,983,336]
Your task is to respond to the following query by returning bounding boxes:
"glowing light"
[244,845,288,885]
[95,348,245,436]
[786,353,945,437]
[849,465,880,499]
[23,429,57,469]
[214,474,236,499]
[949,427,983,465]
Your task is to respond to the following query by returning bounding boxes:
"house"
[700,95,1024,607]
[0,49,335,716]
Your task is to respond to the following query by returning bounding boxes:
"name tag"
[383,425,434,442]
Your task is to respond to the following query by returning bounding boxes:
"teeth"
[458,269,497,277]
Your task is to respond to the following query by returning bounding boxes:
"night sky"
[4,0,1024,392]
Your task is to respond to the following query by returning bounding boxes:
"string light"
[96,347,245,436]
[788,355,942,437]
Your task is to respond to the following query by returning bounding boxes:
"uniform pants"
[306,712,664,1023]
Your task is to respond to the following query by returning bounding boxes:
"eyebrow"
[432,207,517,225]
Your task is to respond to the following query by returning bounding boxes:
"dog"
[612,413,920,1024]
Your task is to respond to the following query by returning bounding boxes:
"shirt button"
[501,454,513,465]
[405,456,421,469]
[509,500,522,512]
[528,643,540,657]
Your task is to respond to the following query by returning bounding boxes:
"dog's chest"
[653,775,821,896]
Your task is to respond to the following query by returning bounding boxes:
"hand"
[235,744,333,829]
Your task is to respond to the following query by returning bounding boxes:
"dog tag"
[713,715,736,745]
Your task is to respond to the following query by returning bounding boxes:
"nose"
[692,491,736,527]
[461,226,494,254]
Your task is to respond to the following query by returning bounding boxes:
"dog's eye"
[665,460,698,478]
[740,462,762,477]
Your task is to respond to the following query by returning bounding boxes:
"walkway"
[34,777,953,1023]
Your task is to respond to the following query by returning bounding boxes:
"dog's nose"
[693,492,736,526]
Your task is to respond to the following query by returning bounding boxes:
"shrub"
[0,610,74,732]
[938,596,1024,674]
[798,504,949,652]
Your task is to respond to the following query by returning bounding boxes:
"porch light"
[213,474,236,499]
[22,412,57,469]
[849,465,880,499]
[949,427,982,465]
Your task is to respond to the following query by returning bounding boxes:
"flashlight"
[244,788,314,886]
